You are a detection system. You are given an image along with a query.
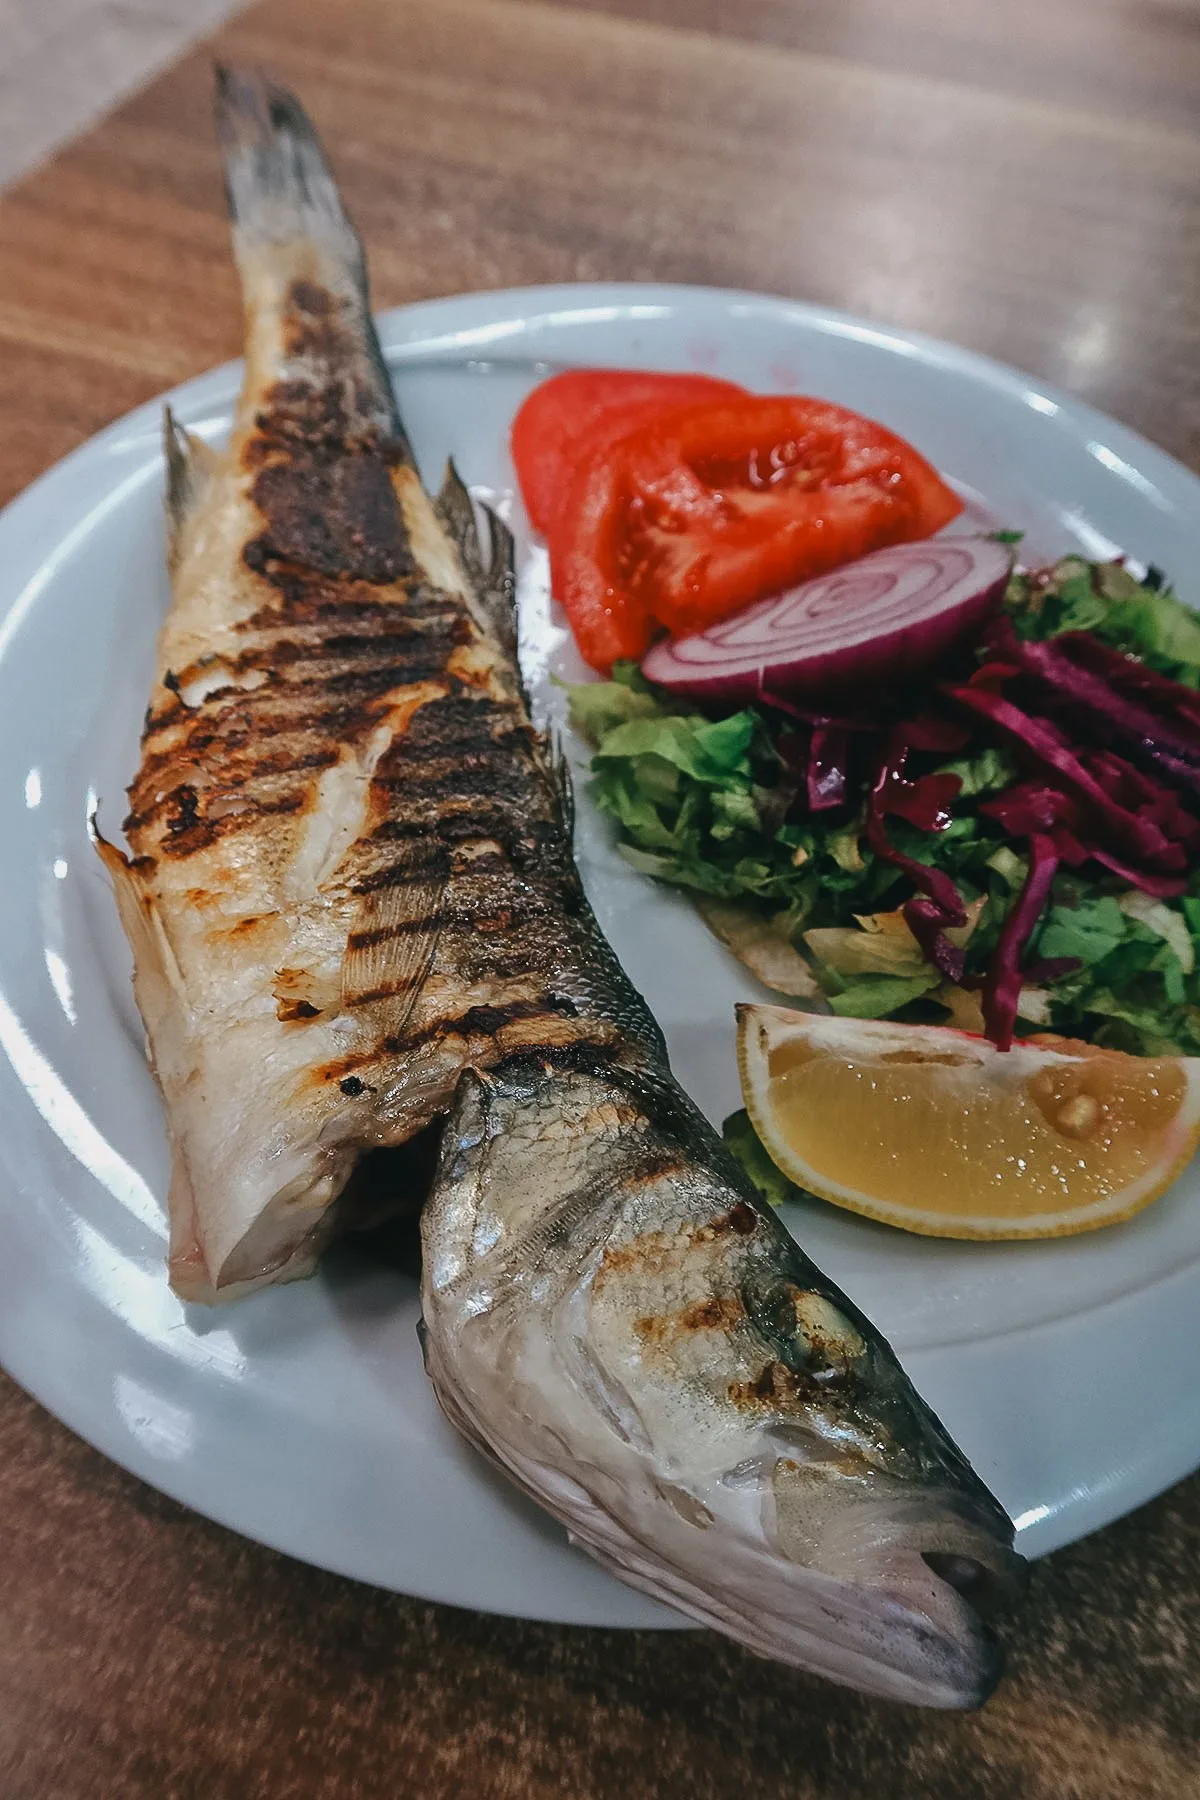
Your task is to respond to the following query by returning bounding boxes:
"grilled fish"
[101,68,593,1300]
[103,69,1024,1701]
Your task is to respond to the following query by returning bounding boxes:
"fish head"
[421,1052,1026,1708]
[726,1257,1028,1705]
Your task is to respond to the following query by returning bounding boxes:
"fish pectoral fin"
[480,500,518,663]
[163,407,219,572]
[340,842,448,1028]
[93,826,187,1001]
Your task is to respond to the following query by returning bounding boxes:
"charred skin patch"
[239,280,413,576]
[311,996,615,1087]
[127,275,433,859]
[634,1294,746,1346]
[728,1359,850,1413]
[244,458,411,586]
[242,279,413,583]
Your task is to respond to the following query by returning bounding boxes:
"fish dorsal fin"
[436,462,520,665]
[163,408,220,573]
[340,840,449,1034]
[482,501,515,602]
[436,458,485,581]
[548,734,576,844]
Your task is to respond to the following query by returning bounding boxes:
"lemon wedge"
[736,1005,1200,1239]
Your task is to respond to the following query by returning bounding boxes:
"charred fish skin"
[421,1050,1024,1707]
[102,68,658,1301]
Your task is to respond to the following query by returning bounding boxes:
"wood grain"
[3,0,1200,497]
[0,2,1198,1795]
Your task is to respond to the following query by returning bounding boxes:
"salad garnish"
[570,556,1200,1059]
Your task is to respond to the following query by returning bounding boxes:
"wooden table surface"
[2,2,1200,1794]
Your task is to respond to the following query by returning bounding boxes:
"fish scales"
[101,67,1025,1703]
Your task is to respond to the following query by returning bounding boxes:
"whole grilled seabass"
[100,67,1024,1703]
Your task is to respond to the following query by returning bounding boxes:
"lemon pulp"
[766,1039,1186,1220]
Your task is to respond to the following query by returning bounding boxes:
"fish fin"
[92,821,185,995]
[215,63,362,259]
[483,501,516,605]
[213,63,405,447]
[480,500,520,672]
[436,463,521,660]
[548,734,576,844]
[163,408,218,573]
[436,459,485,582]
[341,841,449,1030]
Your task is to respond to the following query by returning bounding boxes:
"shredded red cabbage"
[745,571,1200,1049]
[982,833,1060,1051]
[944,682,1187,873]
[999,627,1200,803]
[1085,853,1187,898]
[1054,632,1200,738]
[867,729,968,981]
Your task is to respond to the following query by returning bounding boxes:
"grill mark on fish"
[342,980,435,1008]
[390,996,587,1049]
[312,998,614,1084]
[146,790,309,854]
[229,628,454,671]
[129,628,468,856]
[373,760,532,807]
[240,582,460,629]
[239,282,413,586]
[347,919,436,950]
[597,1204,760,1284]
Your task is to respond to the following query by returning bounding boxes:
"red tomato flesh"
[555,395,963,666]
[511,368,744,537]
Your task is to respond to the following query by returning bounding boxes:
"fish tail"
[215,64,361,260]
[213,64,404,444]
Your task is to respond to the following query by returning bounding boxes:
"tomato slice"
[549,398,733,670]
[552,447,658,670]
[511,368,744,537]
[557,395,963,662]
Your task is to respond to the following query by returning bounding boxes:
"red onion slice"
[641,537,1013,704]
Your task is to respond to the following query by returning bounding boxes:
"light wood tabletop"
[1,2,1199,1795]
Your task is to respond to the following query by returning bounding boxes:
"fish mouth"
[922,1545,1020,1623]
[576,1479,1026,1709]
[836,1503,1026,1707]
[730,1465,1027,1706]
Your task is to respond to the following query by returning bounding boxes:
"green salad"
[569,557,1200,1059]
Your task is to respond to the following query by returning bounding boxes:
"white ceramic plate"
[2,285,1199,1627]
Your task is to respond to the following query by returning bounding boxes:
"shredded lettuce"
[1007,557,1200,687]
[722,1110,804,1207]
[827,970,943,1017]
